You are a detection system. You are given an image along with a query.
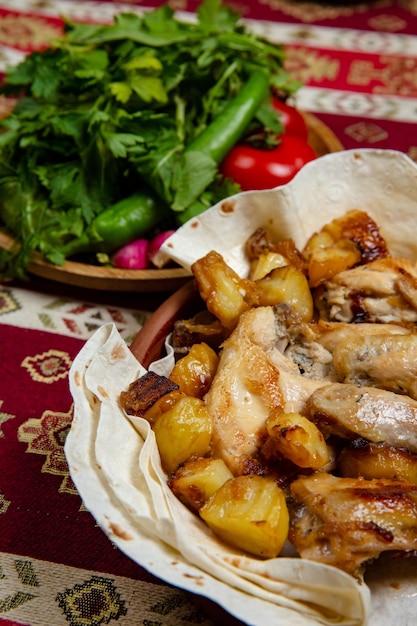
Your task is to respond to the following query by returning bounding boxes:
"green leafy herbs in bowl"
[0,0,301,280]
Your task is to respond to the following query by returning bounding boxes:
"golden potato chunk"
[266,410,330,470]
[191,250,257,330]
[170,456,234,511]
[304,210,389,262]
[249,251,288,281]
[143,389,186,426]
[200,475,289,558]
[153,396,213,474]
[307,239,361,288]
[255,265,313,322]
[319,209,389,264]
[303,210,390,287]
[169,342,219,398]
[302,230,334,259]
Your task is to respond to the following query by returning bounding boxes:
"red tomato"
[220,135,317,191]
[271,98,309,140]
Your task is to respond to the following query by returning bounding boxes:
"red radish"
[112,238,150,269]
[147,230,176,267]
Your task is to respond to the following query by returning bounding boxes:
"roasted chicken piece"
[289,472,417,576]
[307,383,417,454]
[205,306,287,476]
[332,333,417,399]
[315,319,411,353]
[315,257,417,323]
[272,304,335,381]
[204,306,330,475]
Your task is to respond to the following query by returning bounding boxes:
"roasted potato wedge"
[249,251,289,281]
[307,239,361,288]
[192,250,257,330]
[255,265,314,322]
[266,410,330,470]
[153,396,213,474]
[170,456,233,511]
[303,209,390,287]
[142,389,186,426]
[169,342,219,398]
[200,475,289,558]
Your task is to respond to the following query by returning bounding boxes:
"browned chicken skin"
[306,383,417,453]
[338,440,417,485]
[315,257,417,324]
[332,333,417,399]
[289,472,417,577]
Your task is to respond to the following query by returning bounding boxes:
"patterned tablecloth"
[1,1,416,625]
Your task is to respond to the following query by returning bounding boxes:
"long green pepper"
[61,189,169,257]
[185,70,270,164]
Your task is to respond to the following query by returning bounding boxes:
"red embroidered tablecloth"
[1,1,417,625]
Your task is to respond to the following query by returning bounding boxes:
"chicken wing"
[338,440,417,485]
[307,383,417,453]
[332,333,417,399]
[315,319,411,353]
[289,472,417,576]
[315,257,417,323]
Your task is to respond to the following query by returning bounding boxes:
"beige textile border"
[0,552,215,625]
[0,284,148,342]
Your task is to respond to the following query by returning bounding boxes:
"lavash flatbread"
[161,149,417,275]
[66,148,417,626]
[67,323,370,626]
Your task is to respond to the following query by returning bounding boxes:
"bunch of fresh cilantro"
[0,0,299,278]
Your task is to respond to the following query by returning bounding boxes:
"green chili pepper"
[185,70,270,164]
[62,188,169,258]
[64,72,269,254]
[162,70,270,215]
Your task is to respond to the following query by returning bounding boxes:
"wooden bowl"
[129,279,201,367]
[0,114,343,292]
[0,229,191,293]
[303,111,343,156]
